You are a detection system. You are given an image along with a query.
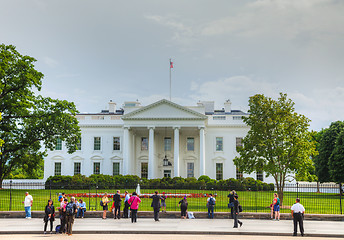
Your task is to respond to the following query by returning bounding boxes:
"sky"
[1,0,344,131]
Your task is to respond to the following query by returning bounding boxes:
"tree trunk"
[275,175,285,206]
[316,181,320,193]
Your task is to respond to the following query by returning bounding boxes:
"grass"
[0,187,342,215]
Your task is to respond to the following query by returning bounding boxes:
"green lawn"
[0,188,342,215]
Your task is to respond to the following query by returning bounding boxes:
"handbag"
[238,204,243,212]
[228,202,234,208]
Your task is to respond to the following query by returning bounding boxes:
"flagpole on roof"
[169,58,172,101]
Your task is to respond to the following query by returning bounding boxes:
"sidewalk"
[0,218,343,238]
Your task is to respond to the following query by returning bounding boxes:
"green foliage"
[44,174,273,191]
[198,175,211,183]
[295,130,319,182]
[329,129,344,183]
[316,121,344,183]
[0,44,81,185]
[0,112,3,154]
[234,93,317,202]
[8,158,44,179]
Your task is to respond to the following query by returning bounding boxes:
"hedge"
[45,174,274,191]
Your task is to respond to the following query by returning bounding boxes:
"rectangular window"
[141,137,148,151]
[187,138,194,151]
[141,162,148,179]
[76,137,81,150]
[187,162,194,178]
[213,116,226,120]
[93,162,100,174]
[236,168,243,180]
[55,138,62,150]
[94,137,101,151]
[236,137,243,151]
[256,171,264,181]
[216,137,223,151]
[113,137,120,151]
[54,162,61,176]
[164,137,171,151]
[74,162,81,175]
[216,163,223,180]
[233,116,242,120]
[164,170,171,178]
[113,162,120,176]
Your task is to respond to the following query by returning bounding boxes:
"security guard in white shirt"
[291,198,305,236]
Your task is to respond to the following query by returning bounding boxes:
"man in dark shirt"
[150,191,161,221]
[233,195,243,228]
[65,197,77,236]
[228,190,236,219]
[113,190,122,219]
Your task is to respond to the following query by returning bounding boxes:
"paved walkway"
[0,218,343,238]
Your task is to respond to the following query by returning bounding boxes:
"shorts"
[161,202,166,207]
[103,205,108,211]
[273,205,280,212]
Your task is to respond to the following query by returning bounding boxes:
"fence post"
[49,180,52,199]
[96,185,98,211]
[340,183,342,215]
[296,182,299,198]
[89,184,91,211]
[9,180,12,211]
[255,182,257,213]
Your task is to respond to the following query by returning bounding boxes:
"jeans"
[114,205,121,219]
[208,206,214,219]
[131,209,138,223]
[233,212,242,228]
[77,208,85,218]
[44,218,54,232]
[153,207,160,221]
[25,206,31,218]
[66,215,74,235]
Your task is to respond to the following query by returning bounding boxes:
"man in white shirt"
[291,198,305,237]
[23,192,33,219]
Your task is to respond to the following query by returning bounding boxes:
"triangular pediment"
[122,99,207,120]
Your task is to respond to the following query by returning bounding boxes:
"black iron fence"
[0,181,342,215]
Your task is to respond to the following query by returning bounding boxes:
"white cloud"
[43,57,59,68]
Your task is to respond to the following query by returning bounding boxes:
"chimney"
[224,99,231,113]
[109,100,116,113]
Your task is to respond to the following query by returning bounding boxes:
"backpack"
[100,200,103,207]
[66,202,74,216]
[276,198,280,205]
[181,200,187,208]
[209,197,215,206]
[55,225,61,233]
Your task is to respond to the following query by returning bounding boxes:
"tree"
[233,93,317,204]
[0,44,81,187]
[295,130,318,183]
[0,113,3,153]
[329,129,344,185]
[315,121,344,182]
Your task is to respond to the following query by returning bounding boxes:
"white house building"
[44,99,272,182]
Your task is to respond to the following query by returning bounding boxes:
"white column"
[123,126,130,175]
[199,127,205,176]
[148,126,155,179]
[173,127,180,177]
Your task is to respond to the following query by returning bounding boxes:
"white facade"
[44,99,273,182]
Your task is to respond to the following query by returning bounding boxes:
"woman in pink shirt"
[128,192,141,223]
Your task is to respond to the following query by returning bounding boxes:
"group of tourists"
[23,189,305,236]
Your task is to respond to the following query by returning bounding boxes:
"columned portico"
[123,126,130,175]
[199,126,205,176]
[173,126,180,177]
[148,126,155,179]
